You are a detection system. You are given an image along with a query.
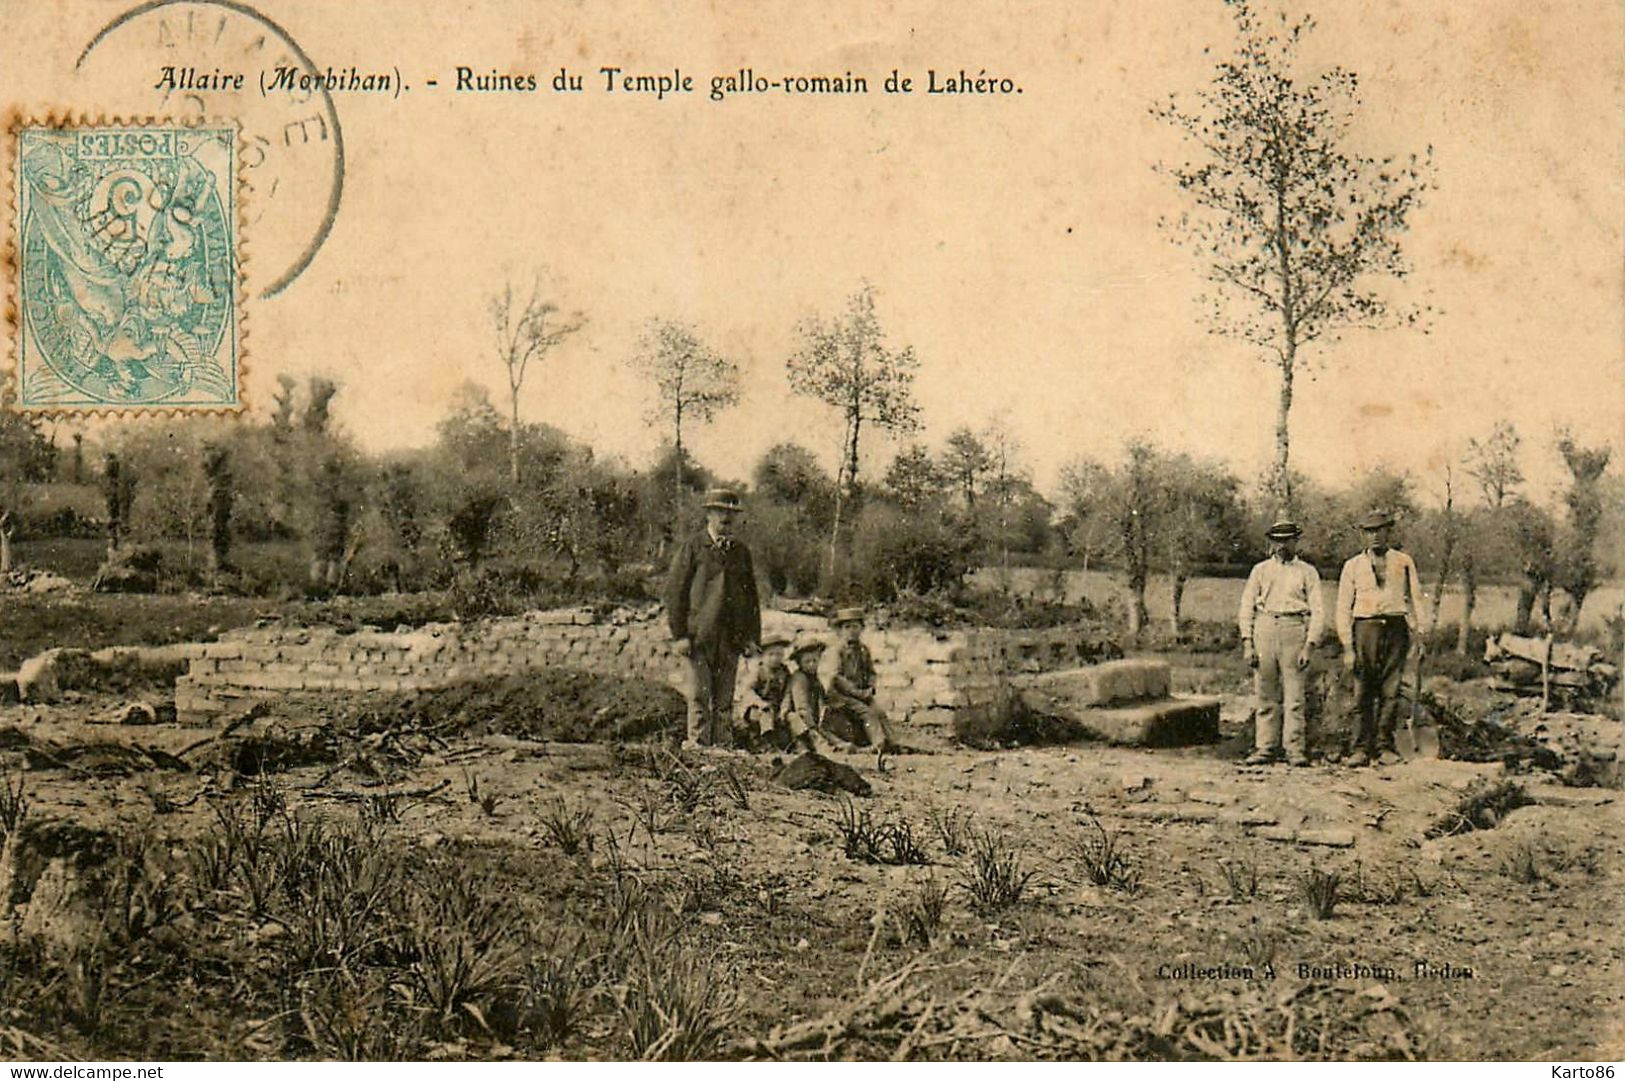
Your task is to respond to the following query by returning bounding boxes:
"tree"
[1554,431,1611,626]
[1154,0,1432,509]
[883,444,946,511]
[629,319,740,504]
[490,275,585,486]
[1465,420,1523,509]
[980,416,1029,587]
[303,376,338,435]
[1505,498,1558,634]
[271,374,297,440]
[1057,457,1113,573]
[203,443,234,574]
[940,428,992,511]
[786,283,921,582]
[101,452,137,552]
[1107,441,1160,638]
[1156,454,1246,633]
[754,443,834,514]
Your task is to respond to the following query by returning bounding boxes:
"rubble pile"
[1485,633,1619,709]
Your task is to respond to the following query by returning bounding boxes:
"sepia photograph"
[0,0,1621,1065]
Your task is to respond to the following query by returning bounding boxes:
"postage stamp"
[11,121,242,411]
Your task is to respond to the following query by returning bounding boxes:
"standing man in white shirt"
[1335,509,1429,767]
[1237,520,1325,767]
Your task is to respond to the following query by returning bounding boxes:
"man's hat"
[831,607,866,626]
[1358,509,1396,531]
[789,635,828,658]
[1265,520,1302,540]
[759,633,791,651]
[702,488,744,513]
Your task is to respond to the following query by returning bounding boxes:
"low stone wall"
[174,606,1120,732]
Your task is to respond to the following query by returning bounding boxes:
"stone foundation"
[174,606,1121,733]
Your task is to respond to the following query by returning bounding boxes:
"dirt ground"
[1,664,1621,1062]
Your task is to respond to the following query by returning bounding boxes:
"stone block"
[1047,695,1220,747]
[1018,659,1171,708]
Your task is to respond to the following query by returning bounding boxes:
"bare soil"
[0,663,1620,1062]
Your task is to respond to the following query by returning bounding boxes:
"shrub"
[850,504,975,602]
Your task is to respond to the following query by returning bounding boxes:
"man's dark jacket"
[664,532,761,653]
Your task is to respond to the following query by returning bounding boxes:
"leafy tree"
[1156,454,1247,633]
[883,443,946,511]
[271,374,297,440]
[303,377,338,435]
[940,428,992,511]
[1107,441,1160,638]
[489,274,585,486]
[377,460,426,587]
[1505,498,1558,634]
[786,283,921,582]
[1553,431,1611,625]
[753,442,834,518]
[629,319,740,504]
[1057,459,1110,573]
[101,452,137,552]
[203,443,234,574]
[1154,0,1432,509]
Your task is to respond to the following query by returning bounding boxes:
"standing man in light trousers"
[1238,519,1325,766]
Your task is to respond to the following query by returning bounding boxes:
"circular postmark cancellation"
[75,0,345,300]
[14,120,241,411]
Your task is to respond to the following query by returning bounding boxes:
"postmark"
[11,118,242,411]
[76,0,346,300]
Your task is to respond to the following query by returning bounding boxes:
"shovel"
[1398,646,1438,759]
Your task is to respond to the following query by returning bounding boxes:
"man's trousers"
[1253,613,1309,757]
[685,642,740,745]
[1350,615,1409,755]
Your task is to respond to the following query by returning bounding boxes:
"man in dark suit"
[664,488,762,748]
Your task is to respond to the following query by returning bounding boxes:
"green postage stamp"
[12,122,241,410]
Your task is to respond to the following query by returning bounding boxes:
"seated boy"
[782,637,855,755]
[738,634,792,751]
[825,607,901,754]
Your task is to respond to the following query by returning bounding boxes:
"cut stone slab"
[1114,803,1219,823]
[1067,696,1221,747]
[1257,826,1357,847]
[1019,659,1171,708]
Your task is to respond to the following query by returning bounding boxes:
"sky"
[5,0,1621,504]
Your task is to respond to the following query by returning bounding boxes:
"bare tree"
[1154,0,1432,510]
[786,283,921,584]
[629,319,741,504]
[981,415,1027,590]
[1465,420,1524,509]
[490,275,585,487]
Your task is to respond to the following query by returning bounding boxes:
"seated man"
[824,607,901,754]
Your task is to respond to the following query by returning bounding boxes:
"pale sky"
[5,0,1621,503]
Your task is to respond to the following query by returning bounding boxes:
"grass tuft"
[1297,866,1342,919]
[961,827,1038,912]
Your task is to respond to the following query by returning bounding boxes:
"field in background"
[972,567,1625,636]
